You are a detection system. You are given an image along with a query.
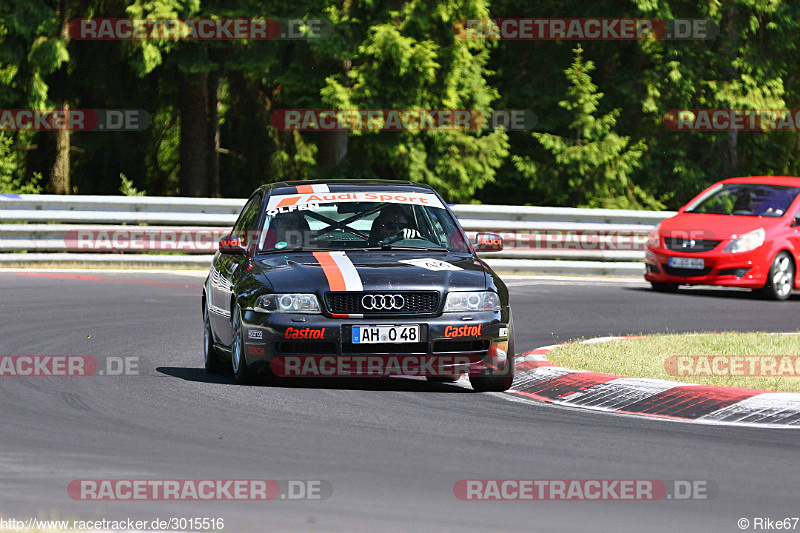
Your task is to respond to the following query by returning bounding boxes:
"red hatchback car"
[645,176,800,300]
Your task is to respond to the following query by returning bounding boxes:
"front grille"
[341,342,428,355]
[326,292,439,315]
[274,341,338,355]
[432,340,490,354]
[662,265,713,277]
[664,238,721,253]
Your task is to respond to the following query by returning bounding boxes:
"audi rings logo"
[361,294,405,311]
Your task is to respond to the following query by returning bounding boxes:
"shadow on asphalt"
[156,366,473,392]
[624,286,800,301]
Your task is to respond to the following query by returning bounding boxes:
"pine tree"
[514,45,657,209]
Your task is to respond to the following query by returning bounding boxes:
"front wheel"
[469,374,514,392]
[231,304,255,384]
[204,305,225,374]
[470,318,515,392]
[758,251,795,301]
[426,375,460,383]
[650,282,679,293]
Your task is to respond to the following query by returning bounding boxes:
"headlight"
[443,291,501,312]
[647,223,661,248]
[723,228,765,253]
[255,294,321,313]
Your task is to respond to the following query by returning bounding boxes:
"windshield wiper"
[259,245,450,254]
[361,245,449,252]
[258,246,335,254]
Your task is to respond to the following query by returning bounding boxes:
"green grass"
[547,332,800,393]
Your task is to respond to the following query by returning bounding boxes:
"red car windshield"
[686,183,800,217]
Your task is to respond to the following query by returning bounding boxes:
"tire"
[231,304,255,384]
[470,374,514,392]
[758,251,795,301]
[650,282,679,293]
[469,317,515,392]
[204,304,226,374]
[426,376,460,383]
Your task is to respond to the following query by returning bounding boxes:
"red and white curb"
[506,336,800,428]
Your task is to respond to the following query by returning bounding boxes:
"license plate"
[669,257,705,269]
[352,325,420,344]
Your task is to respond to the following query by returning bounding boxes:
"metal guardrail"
[0,194,675,276]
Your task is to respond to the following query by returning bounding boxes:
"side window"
[232,194,263,244]
[792,194,800,224]
[433,208,469,251]
[416,205,445,246]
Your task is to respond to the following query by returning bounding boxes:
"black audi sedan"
[203,180,514,391]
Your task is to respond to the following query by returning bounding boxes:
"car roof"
[256,179,436,196]
[722,176,800,187]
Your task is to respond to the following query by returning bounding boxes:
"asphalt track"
[0,270,798,532]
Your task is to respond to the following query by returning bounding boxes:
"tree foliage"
[1,0,799,208]
[514,46,656,209]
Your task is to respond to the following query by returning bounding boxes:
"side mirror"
[219,235,247,254]
[792,215,800,228]
[475,232,503,252]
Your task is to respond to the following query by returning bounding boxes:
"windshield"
[255,192,470,253]
[686,183,800,217]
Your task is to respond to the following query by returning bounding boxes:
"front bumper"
[239,308,512,378]
[643,247,770,288]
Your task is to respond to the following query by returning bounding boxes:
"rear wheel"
[650,282,679,293]
[204,304,225,374]
[758,251,795,301]
[231,304,255,384]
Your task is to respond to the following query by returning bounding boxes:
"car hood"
[659,213,784,241]
[252,251,487,294]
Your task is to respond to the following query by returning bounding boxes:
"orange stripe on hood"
[313,251,346,292]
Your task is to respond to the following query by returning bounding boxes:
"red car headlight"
[647,223,661,248]
[723,227,765,253]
